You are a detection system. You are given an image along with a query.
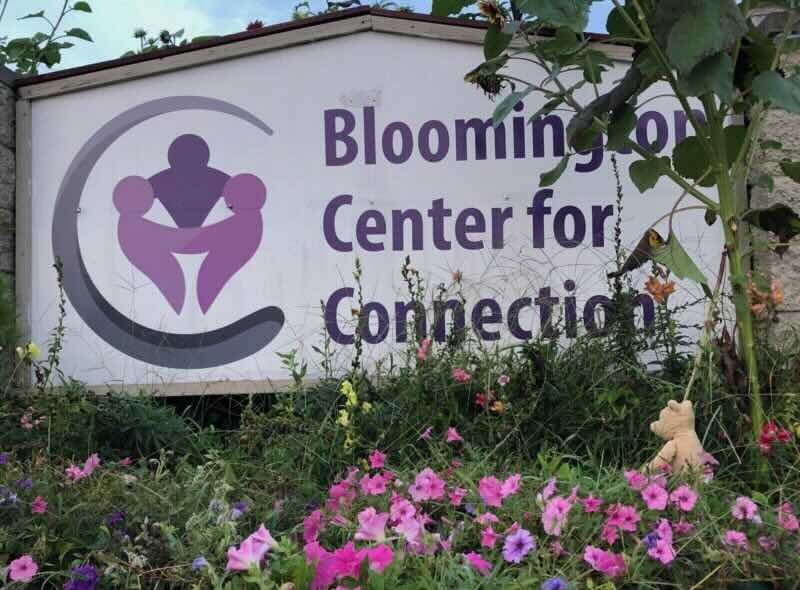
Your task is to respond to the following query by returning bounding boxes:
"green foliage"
[0,2,93,74]
[516,0,591,33]
[651,233,709,288]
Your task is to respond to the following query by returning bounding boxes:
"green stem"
[705,100,765,451]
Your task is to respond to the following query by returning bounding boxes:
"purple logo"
[53,96,283,369]
[114,134,265,314]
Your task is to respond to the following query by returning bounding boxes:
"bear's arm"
[648,440,677,474]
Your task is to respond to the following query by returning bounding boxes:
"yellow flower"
[27,342,41,359]
[491,401,506,413]
[337,409,350,427]
[341,380,358,408]
[344,431,355,450]
[361,401,373,414]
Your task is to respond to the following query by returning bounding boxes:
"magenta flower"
[354,507,388,542]
[600,523,619,545]
[452,368,472,383]
[642,483,668,511]
[419,426,433,441]
[582,494,604,513]
[758,536,777,551]
[394,516,423,546]
[778,503,799,532]
[409,468,445,502]
[480,526,500,549]
[9,555,38,582]
[465,551,492,576]
[119,457,132,466]
[65,453,101,482]
[479,477,504,507]
[502,528,535,563]
[368,450,386,470]
[367,544,393,573]
[497,374,510,387]
[673,519,695,535]
[624,470,648,491]
[537,478,557,505]
[607,503,641,532]
[448,487,467,507]
[583,545,626,577]
[669,485,698,512]
[304,542,337,590]
[331,542,367,580]
[723,530,749,550]
[30,495,47,514]
[303,510,324,543]
[360,474,387,496]
[731,497,759,522]
[446,427,464,443]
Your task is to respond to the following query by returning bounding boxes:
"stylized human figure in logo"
[114,134,265,315]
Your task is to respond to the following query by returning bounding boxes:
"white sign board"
[26,27,720,392]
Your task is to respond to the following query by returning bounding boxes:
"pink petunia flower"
[642,483,669,511]
[446,427,464,443]
[394,516,423,546]
[475,512,500,525]
[360,474,387,496]
[583,545,626,577]
[30,496,47,514]
[624,470,648,491]
[648,539,676,565]
[408,468,445,502]
[448,487,467,507]
[582,494,604,513]
[390,497,416,523]
[670,485,698,512]
[723,530,749,550]
[452,368,472,383]
[119,457,132,466]
[479,477,504,508]
[465,551,492,576]
[607,503,641,532]
[758,536,778,551]
[537,478,558,505]
[9,555,38,583]
[226,525,277,571]
[497,374,510,387]
[542,496,572,536]
[732,497,759,522]
[600,523,619,545]
[65,453,102,482]
[778,503,800,532]
[331,542,367,580]
[354,507,389,542]
[304,542,337,590]
[480,526,500,549]
[700,452,719,483]
[673,519,695,535]
[419,427,433,441]
[367,544,393,573]
[500,474,521,498]
[368,450,386,470]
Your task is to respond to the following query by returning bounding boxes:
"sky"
[0,0,613,72]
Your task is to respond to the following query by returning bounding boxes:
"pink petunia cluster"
[64,453,101,482]
[478,474,521,508]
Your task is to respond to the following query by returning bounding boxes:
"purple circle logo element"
[52,96,284,369]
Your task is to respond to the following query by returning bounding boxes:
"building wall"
[0,68,15,275]
[751,54,800,333]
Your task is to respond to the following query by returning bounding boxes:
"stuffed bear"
[648,400,705,474]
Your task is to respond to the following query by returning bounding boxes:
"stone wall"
[0,68,15,275]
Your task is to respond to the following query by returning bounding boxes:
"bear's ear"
[667,400,681,412]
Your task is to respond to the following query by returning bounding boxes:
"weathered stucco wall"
[751,53,800,333]
[0,68,15,275]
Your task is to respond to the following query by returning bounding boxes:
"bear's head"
[650,400,695,440]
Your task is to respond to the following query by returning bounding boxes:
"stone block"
[0,82,13,149]
[0,143,13,186]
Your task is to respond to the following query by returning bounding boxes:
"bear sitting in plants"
[648,400,705,474]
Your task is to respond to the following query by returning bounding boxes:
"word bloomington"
[324,104,700,171]
[323,284,656,345]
